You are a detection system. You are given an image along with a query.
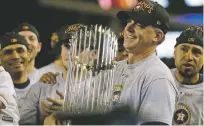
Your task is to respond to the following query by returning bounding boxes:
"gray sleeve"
[19,84,40,125]
[136,78,176,125]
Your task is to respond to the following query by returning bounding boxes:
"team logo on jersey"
[173,103,191,125]
[112,84,123,105]
[18,105,22,110]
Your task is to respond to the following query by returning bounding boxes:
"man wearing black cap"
[12,23,42,84]
[19,24,97,125]
[0,33,33,116]
[171,26,203,125]
[38,25,71,84]
[113,0,178,125]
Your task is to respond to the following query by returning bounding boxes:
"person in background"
[37,26,71,83]
[12,22,42,84]
[171,26,203,125]
[19,24,95,125]
[0,33,32,115]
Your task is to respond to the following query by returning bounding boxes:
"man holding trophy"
[113,0,178,125]
[23,0,179,125]
[19,23,118,125]
[60,0,179,125]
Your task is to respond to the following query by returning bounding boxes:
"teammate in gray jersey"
[38,26,72,84]
[12,23,42,84]
[114,0,178,125]
[0,33,32,117]
[171,26,203,125]
[19,24,97,125]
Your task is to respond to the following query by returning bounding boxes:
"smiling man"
[12,23,42,84]
[172,26,203,125]
[112,0,178,125]
[0,32,32,114]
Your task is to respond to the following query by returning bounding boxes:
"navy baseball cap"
[12,22,40,40]
[0,32,29,50]
[117,0,170,34]
[48,24,86,54]
[175,26,203,47]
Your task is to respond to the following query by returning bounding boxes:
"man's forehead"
[19,31,37,38]
[2,44,27,51]
[179,43,203,50]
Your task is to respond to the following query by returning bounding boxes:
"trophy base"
[56,105,136,125]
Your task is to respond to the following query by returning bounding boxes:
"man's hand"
[44,113,64,125]
[41,90,64,114]
[39,72,59,84]
[44,113,56,125]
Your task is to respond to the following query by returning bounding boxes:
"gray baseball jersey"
[19,73,95,125]
[19,74,66,125]
[171,68,204,125]
[27,68,40,85]
[14,79,33,115]
[0,66,19,125]
[38,63,64,75]
[112,53,178,125]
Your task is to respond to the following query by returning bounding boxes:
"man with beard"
[12,23,42,84]
[172,26,203,125]
[0,33,32,115]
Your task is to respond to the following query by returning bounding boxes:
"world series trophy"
[56,24,126,124]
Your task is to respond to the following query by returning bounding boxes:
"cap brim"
[117,11,153,26]
[117,11,131,20]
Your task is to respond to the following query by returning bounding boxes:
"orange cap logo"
[10,38,17,43]
[133,1,154,13]
[22,25,29,30]
[51,32,59,42]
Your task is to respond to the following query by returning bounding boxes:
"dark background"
[0,0,202,69]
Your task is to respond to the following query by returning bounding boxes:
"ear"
[153,29,164,44]
[173,48,176,59]
[37,42,42,53]
[27,51,31,61]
